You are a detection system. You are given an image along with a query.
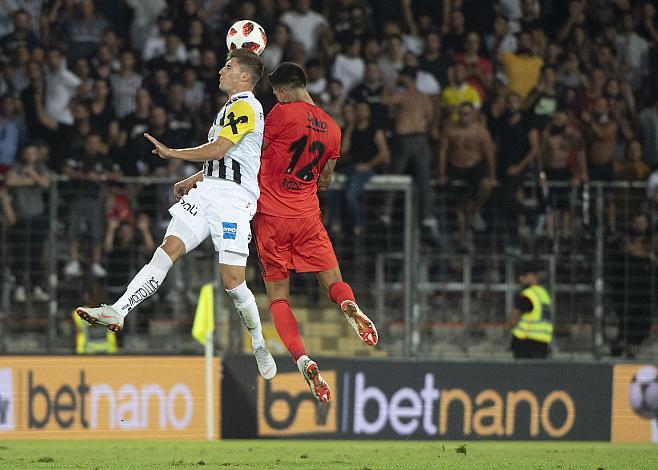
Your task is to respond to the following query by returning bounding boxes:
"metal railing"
[0,175,655,359]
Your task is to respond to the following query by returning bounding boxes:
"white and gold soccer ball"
[226,20,267,56]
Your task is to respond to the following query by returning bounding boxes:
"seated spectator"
[337,101,390,235]
[110,50,143,119]
[331,34,365,97]
[454,31,493,101]
[439,102,495,247]
[440,62,481,123]
[0,94,23,173]
[44,47,81,126]
[500,30,543,99]
[6,143,50,303]
[0,9,39,57]
[66,0,109,61]
[63,132,121,278]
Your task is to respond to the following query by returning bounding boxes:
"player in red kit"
[254,62,378,402]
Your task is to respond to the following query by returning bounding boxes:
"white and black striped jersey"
[203,91,264,201]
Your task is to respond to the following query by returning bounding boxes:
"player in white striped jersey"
[76,49,276,380]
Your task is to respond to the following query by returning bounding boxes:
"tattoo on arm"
[317,159,337,192]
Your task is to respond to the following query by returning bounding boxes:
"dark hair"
[227,48,264,85]
[399,66,416,79]
[268,62,307,89]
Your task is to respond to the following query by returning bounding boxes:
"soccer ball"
[629,365,658,419]
[226,20,267,56]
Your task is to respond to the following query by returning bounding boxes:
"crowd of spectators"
[0,0,656,318]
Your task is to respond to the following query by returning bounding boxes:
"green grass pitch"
[1,440,657,469]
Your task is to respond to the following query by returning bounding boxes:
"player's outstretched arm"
[144,133,235,162]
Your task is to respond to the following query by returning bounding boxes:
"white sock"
[112,247,174,317]
[226,281,265,348]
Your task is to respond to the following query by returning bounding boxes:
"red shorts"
[253,212,338,282]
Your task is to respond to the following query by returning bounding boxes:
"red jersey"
[258,102,341,218]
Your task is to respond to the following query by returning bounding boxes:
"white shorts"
[165,179,256,266]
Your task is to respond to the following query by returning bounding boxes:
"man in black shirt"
[495,92,539,254]
[63,132,122,278]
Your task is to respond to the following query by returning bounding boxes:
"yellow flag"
[192,283,214,345]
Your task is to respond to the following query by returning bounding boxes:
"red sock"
[329,281,355,305]
[269,299,305,361]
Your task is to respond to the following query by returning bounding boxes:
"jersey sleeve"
[218,99,256,144]
[263,104,286,145]
[328,125,341,160]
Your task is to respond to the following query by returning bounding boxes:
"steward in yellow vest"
[508,265,553,358]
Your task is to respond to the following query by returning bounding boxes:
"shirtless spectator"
[538,111,584,243]
[382,67,439,243]
[581,96,618,231]
[438,102,495,247]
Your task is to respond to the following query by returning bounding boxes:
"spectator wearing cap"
[500,30,543,99]
[279,0,328,58]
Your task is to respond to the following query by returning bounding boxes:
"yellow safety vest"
[511,284,553,344]
[73,310,118,354]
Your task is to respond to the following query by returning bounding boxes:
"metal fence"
[0,175,655,359]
